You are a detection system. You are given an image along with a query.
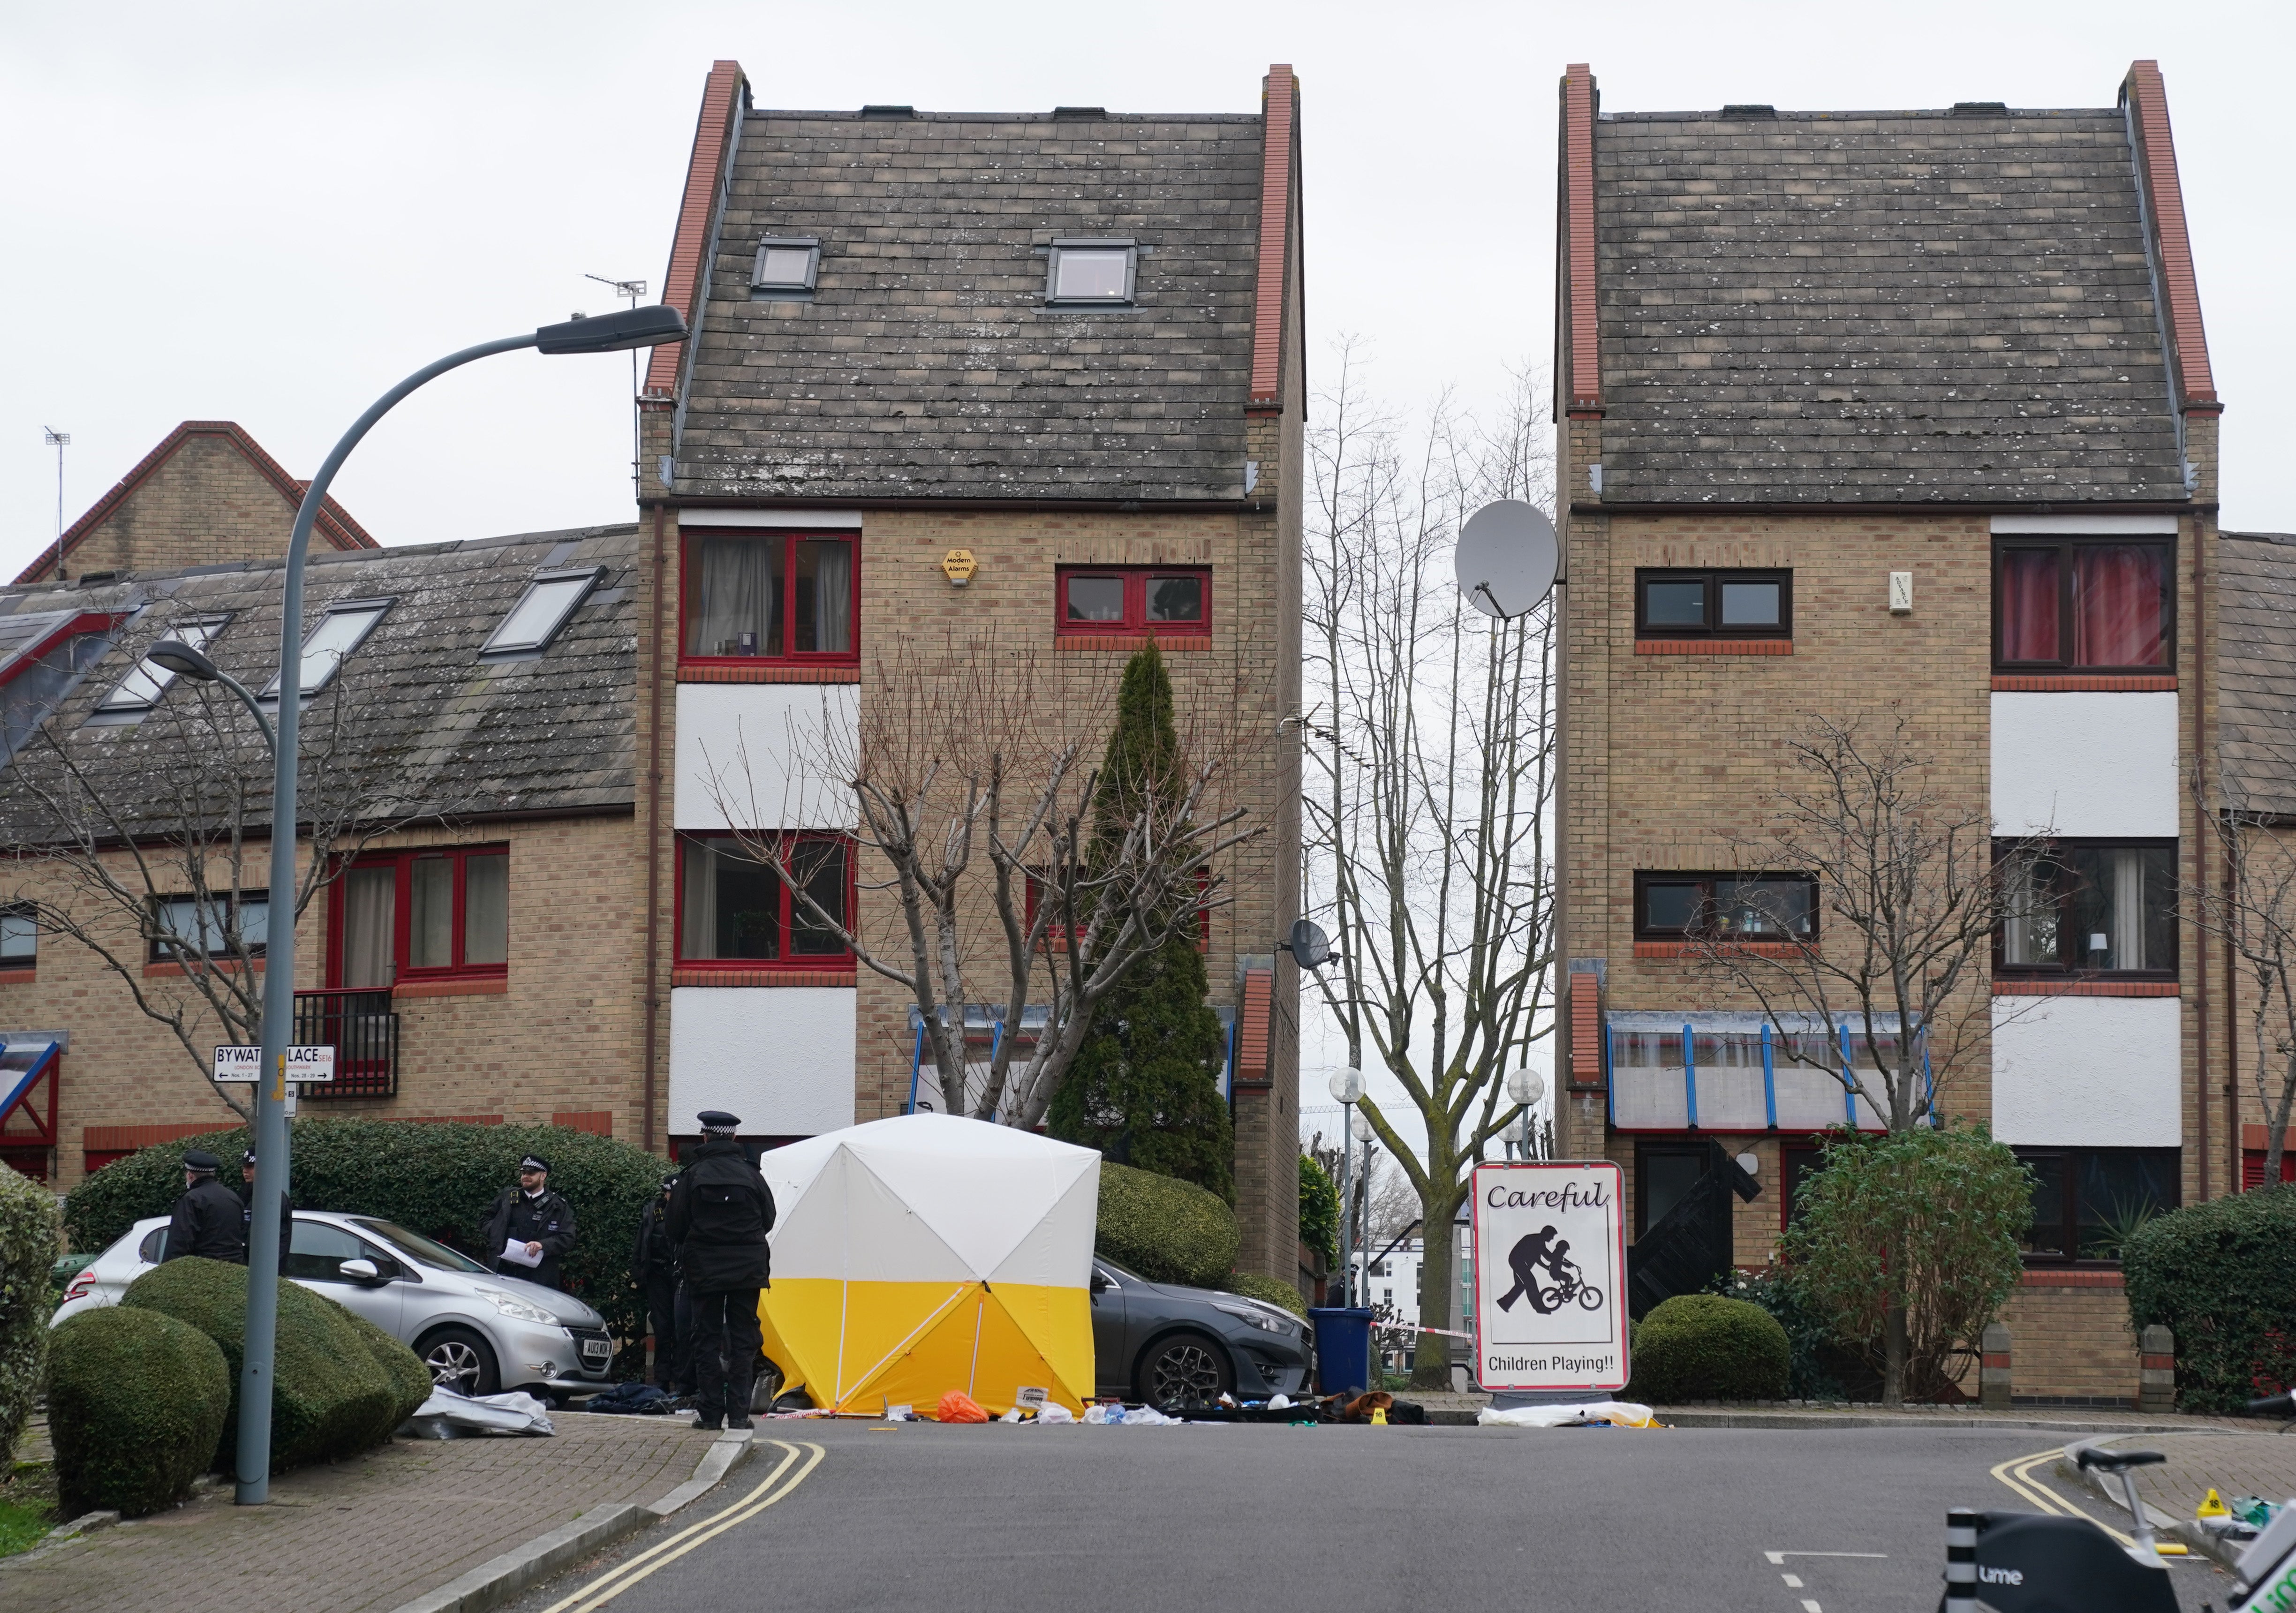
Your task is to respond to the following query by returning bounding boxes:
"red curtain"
[1997,549,2060,662]
[2072,545,2167,668]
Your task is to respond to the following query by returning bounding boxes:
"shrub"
[0,1162,60,1464]
[65,1119,665,1366]
[1220,1271,1307,1319]
[1297,1155,1338,1270]
[1629,1294,1791,1402]
[2124,1184,2296,1414]
[1707,1264,1847,1402]
[46,1306,229,1516]
[122,1257,429,1473]
[1095,1161,1239,1288]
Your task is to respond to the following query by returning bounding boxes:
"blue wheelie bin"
[1306,1306,1375,1397]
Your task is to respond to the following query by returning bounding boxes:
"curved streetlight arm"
[211,668,277,757]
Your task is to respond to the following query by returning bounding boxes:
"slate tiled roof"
[1594,107,2186,503]
[672,110,1267,504]
[2219,533,2296,817]
[0,525,638,837]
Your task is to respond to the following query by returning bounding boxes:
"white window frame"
[263,599,392,699]
[97,616,229,712]
[1045,239,1138,306]
[481,567,603,656]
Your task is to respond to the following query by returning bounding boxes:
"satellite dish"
[1454,499,1559,618]
[1283,918,1333,971]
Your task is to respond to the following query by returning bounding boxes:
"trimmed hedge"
[47,1305,230,1516]
[1095,1161,1239,1289]
[65,1119,666,1364]
[0,1162,60,1464]
[122,1257,429,1473]
[1629,1294,1791,1403]
[1221,1271,1307,1319]
[2125,1184,2296,1413]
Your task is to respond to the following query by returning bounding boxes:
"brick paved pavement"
[2085,1428,2296,1521]
[0,1414,720,1613]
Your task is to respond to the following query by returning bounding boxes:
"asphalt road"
[504,1422,2240,1613]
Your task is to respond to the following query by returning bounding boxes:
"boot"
[726,1413,753,1431]
[690,1413,722,1431]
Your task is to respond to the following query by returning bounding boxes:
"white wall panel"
[675,683,858,830]
[670,987,856,1136]
[1990,996,2182,1146]
[1990,692,2178,837]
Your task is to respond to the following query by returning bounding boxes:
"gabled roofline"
[1559,64,1602,417]
[15,421,377,586]
[1247,64,1299,412]
[643,60,748,419]
[2121,60,2219,417]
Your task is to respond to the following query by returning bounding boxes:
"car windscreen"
[352,1218,489,1273]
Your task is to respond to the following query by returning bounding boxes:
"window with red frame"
[677,834,853,965]
[1024,868,1211,948]
[1055,567,1210,636]
[329,847,508,987]
[682,531,858,663]
[1994,539,2172,671]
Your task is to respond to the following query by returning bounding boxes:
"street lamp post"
[1324,1067,1363,1306]
[233,305,686,1505]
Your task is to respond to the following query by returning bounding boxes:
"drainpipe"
[2193,513,2211,1200]
[641,504,669,1152]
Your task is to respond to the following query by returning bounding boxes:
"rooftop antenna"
[586,275,649,497]
[42,427,69,545]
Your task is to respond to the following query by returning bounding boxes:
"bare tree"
[2189,783,2296,1185]
[1,639,430,1122]
[1304,347,1559,1391]
[701,639,1260,1130]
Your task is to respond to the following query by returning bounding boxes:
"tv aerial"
[1454,499,1559,619]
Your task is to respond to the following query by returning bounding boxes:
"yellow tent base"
[759,1278,1091,1417]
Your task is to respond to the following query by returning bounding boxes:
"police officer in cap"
[164,1149,249,1264]
[239,1148,295,1257]
[482,1154,578,1291]
[667,1111,774,1431]
[630,1175,684,1392]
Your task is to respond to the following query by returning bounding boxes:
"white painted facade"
[1990,691,2179,838]
[1990,995,2182,1147]
[669,985,857,1137]
[672,683,859,832]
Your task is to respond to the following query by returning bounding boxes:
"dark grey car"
[1089,1258,1314,1406]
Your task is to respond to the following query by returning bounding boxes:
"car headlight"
[1213,1300,1291,1334]
[476,1287,558,1326]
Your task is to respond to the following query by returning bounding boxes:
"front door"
[284,1217,403,1335]
[1089,1265,1128,1396]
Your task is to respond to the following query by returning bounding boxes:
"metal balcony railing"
[293,989,399,1099]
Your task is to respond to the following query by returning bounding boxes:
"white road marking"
[1800,1601,1822,1613]
[1781,1574,1802,1588]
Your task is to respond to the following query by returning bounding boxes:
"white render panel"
[674,683,858,830]
[1991,995,2182,1146]
[679,510,863,528]
[1990,692,2178,837]
[670,986,856,1136]
[1989,514,2179,535]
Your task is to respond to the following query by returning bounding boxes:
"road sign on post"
[213,1045,336,1084]
[1470,1160,1630,1395]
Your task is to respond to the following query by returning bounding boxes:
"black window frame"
[2012,1145,2182,1267]
[1043,239,1138,307]
[1991,837,2179,979]
[751,235,822,297]
[148,889,269,965]
[1635,1140,1713,1238]
[1633,870,1818,943]
[1634,568,1792,641]
[0,902,34,966]
[1991,537,2175,673]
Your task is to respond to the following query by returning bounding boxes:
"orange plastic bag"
[935,1391,990,1424]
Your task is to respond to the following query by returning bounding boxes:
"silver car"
[52,1211,616,1396]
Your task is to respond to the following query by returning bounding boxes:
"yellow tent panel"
[759,1279,1092,1415]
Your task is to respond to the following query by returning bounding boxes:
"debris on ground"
[399,1387,555,1440]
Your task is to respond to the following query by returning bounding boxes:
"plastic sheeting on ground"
[1476,1400,1659,1429]
[757,1113,1098,1418]
[399,1387,557,1439]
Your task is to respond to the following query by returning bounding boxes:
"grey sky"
[5,0,2287,580]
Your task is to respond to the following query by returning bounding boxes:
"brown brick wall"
[48,435,321,582]
[1995,1279,2141,1402]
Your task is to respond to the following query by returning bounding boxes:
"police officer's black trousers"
[689,1287,762,1420]
[643,1276,682,1389]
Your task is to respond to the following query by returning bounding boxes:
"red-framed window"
[327,846,510,988]
[681,530,859,666]
[1055,567,1211,636]
[676,833,854,967]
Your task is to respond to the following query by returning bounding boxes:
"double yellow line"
[539,1439,828,1613]
[1991,1446,2183,1554]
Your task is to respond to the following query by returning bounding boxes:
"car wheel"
[1135,1332,1233,1409]
[416,1325,499,1396]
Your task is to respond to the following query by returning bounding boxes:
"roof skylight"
[263,599,392,698]
[1046,240,1137,306]
[98,618,226,713]
[753,237,822,296]
[482,568,603,656]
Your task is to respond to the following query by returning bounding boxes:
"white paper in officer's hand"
[501,1240,543,1268]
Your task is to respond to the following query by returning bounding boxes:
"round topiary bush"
[65,1119,665,1365]
[2125,1184,2296,1413]
[1095,1161,1239,1288]
[47,1304,230,1516]
[0,1161,61,1465]
[123,1256,429,1473]
[1220,1271,1306,1319]
[1630,1294,1791,1403]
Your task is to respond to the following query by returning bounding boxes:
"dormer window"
[1046,240,1136,305]
[264,599,391,699]
[752,236,821,296]
[482,568,602,656]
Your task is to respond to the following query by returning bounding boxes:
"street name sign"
[212,1045,336,1083]
[1470,1160,1629,1394]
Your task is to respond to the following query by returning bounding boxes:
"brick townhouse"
[0,426,645,1184]
[627,62,1307,1275]
[1553,61,2224,1400]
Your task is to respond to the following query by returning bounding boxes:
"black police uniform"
[631,1187,684,1390]
[165,1164,249,1264]
[482,1183,578,1291]
[667,1131,774,1426]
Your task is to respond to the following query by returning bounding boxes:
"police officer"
[481,1154,577,1291]
[631,1175,684,1392]
[238,1148,294,1258]
[164,1149,248,1263]
[666,1112,774,1431]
